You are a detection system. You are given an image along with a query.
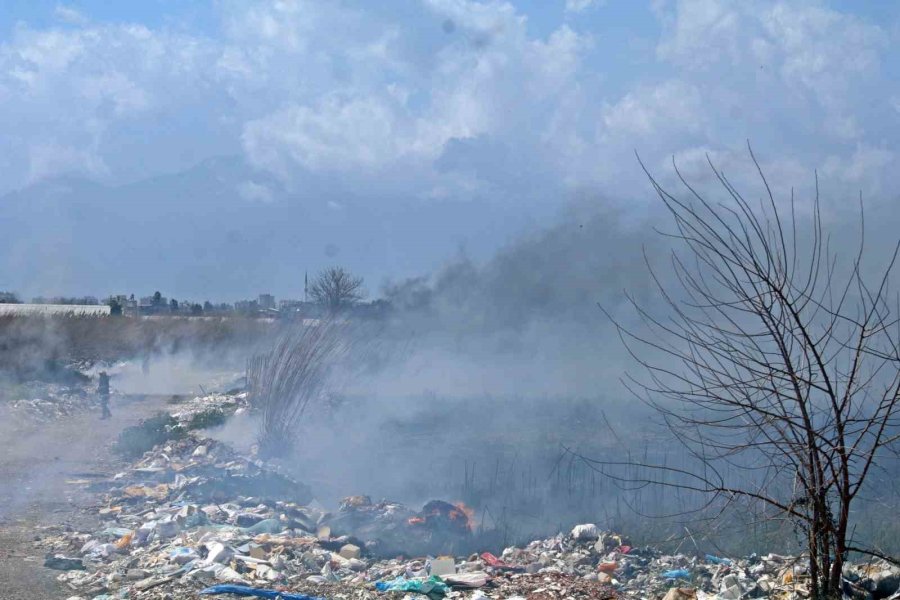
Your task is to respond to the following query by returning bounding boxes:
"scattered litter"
[33,392,896,600]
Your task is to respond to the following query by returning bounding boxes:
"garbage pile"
[37,428,900,600]
[489,526,900,600]
[6,380,97,421]
[0,359,104,421]
[170,391,250,430]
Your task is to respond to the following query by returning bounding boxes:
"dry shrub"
[247,319,355,458]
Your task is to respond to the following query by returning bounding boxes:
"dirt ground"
[0,395,173,599]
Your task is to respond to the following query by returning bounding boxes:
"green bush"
[186,407,228,430]
[113,412,185,458]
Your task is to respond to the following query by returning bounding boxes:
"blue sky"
[0,1,898,300]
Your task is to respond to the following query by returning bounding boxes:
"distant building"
[235,299,259,314]
[278,299,319,318]
[110,294,137,309]
[278,299,303,311]
[258,294,276,310]
[113,294,139,316]
[139,294,168,315]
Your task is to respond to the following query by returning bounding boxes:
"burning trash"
[324,497,474,558]
[408,500,475,534]
[29,391,900,600]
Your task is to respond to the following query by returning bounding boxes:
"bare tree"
[310,267,365,312]
[588,147,900,599]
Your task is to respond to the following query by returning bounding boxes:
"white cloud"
[28,140,108,182]
[528,25,593,94]
[237,180,274,203]
[227,0,594,187]
[0,0,898,304]
[602,80,703,136]
[54,5,88,26]
[242,95,423,175]
[595,0,900,202]
[656,0,745,70]
[0,0,896,209]
[77,72,150,116]
[822,144,895,187]
[564,0,604,14]
[422,0,523,35]
[0,21,219,185]
[654,1,889,139]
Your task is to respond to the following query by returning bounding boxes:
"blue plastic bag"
[705,554,733,566]
[661,569,691,580]
[199,584,326,600]
[375,575,449,598]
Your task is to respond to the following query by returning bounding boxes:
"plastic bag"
[244,518,283,534]
[199,584,326,600]
[661,569,691,580]
[375,575,450,598]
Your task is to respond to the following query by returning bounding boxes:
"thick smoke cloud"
[254,159,900,554]
[372,200,664,398]
[253,198,669,533]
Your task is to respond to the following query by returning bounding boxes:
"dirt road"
[0,395,173,599]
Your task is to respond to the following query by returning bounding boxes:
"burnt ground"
[0,394,174,599]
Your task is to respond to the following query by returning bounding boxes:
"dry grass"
[248,319,355,458]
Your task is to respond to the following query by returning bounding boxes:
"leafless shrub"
[247,318,356,458]
[584,146,900,599]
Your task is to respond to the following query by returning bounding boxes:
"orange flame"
[408,501,476,531]
[450,501,476,530]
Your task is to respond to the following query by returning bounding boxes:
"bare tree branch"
[594,146,900,599]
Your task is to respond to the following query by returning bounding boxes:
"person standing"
[98,371,111,419]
